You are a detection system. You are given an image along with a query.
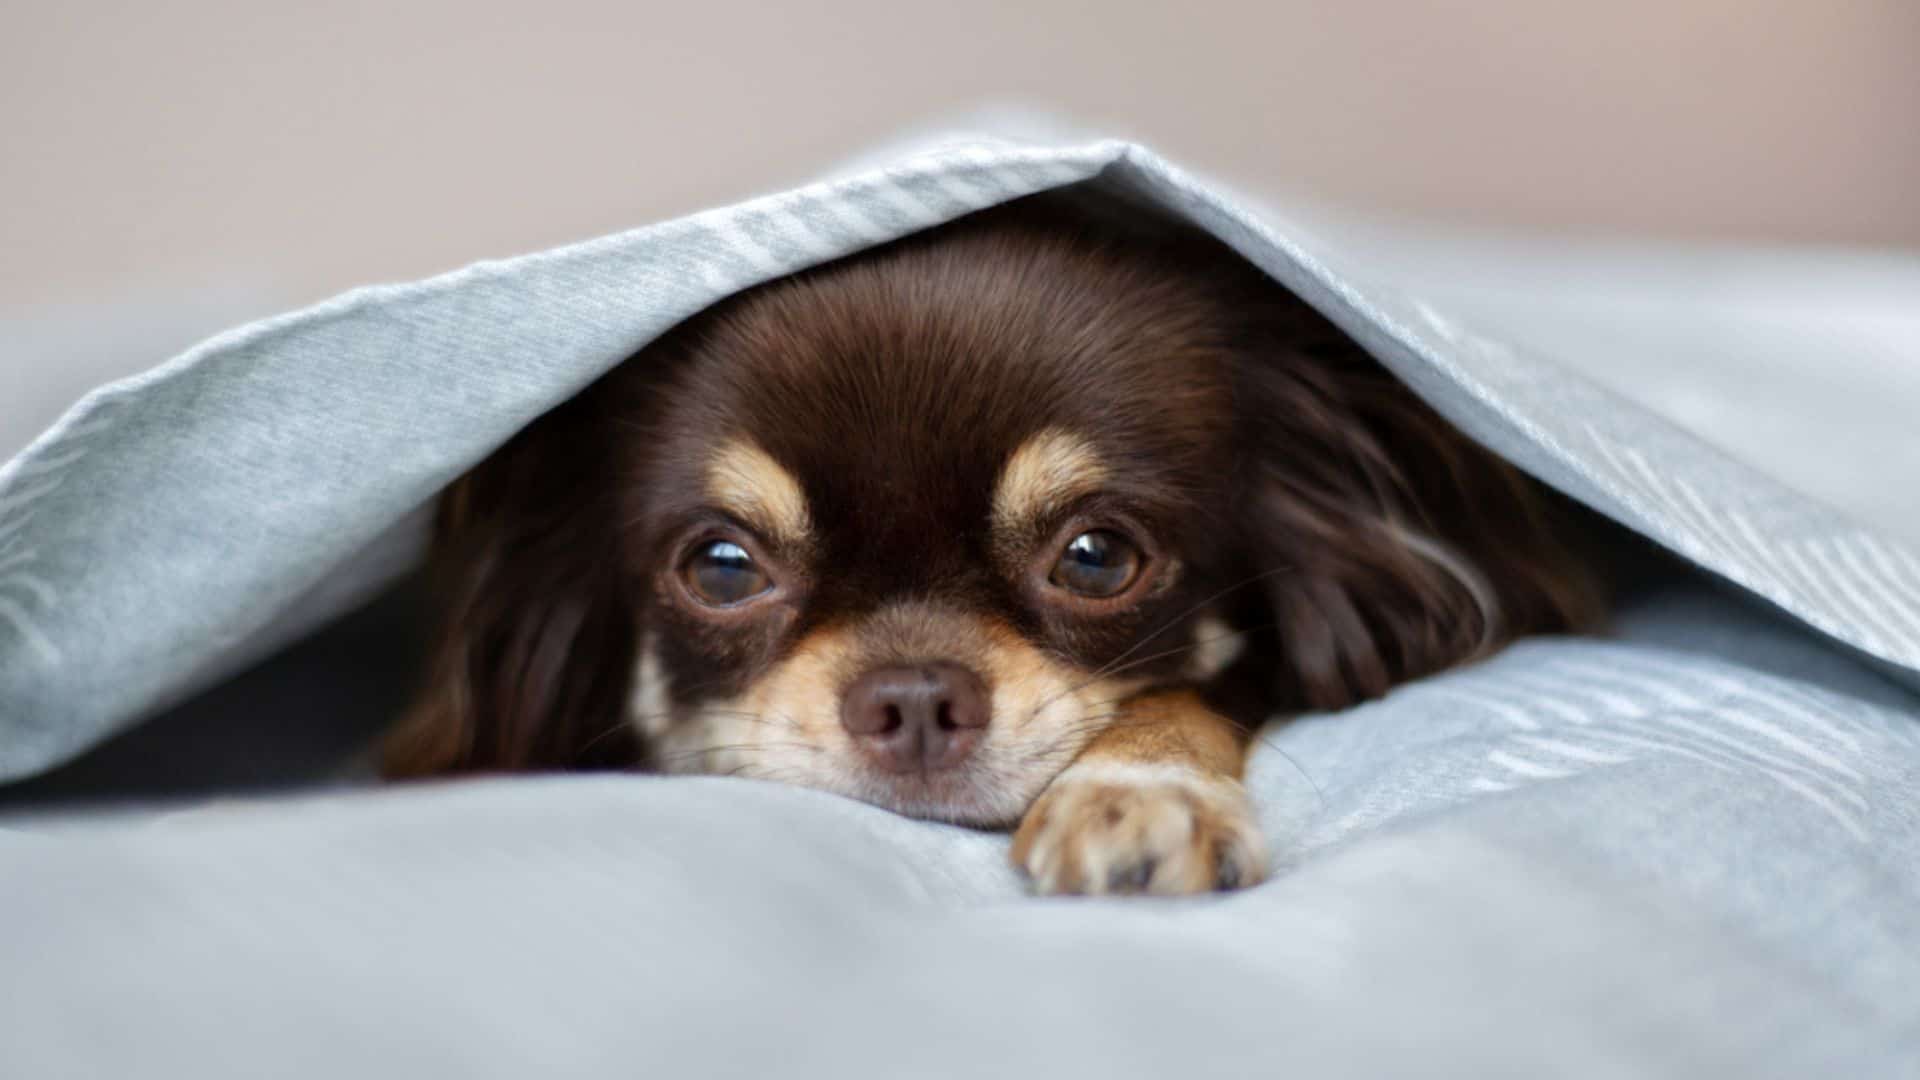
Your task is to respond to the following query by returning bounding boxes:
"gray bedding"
[3,126,1918,1076]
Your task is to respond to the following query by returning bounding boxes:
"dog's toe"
[1012,766,1267,897]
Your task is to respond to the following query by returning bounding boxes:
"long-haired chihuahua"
[384,188,1606,895]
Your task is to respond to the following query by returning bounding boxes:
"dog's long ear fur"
[1235,297,1607,712]
[383,388,640,778]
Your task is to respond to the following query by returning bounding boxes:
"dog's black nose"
[840,663,989,773]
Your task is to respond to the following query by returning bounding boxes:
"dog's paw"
[1011,764,1267,896]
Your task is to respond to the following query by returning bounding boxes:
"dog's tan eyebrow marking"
[706,438,813,546]
[993,428,1108,537]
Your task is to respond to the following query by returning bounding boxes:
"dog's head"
[386,189,1600,824]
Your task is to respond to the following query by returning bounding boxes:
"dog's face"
[388,189,1602,830]
[619,216,1251,824]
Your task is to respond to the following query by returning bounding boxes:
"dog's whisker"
[651,740,824,762]
[1250,728,1328,811]
[574,715,648,760]
[1026,569,1295,719]
[1076,623,1270,688]
[1016,713,1169,766]
[1022,623,1271,734]
[696,709,799,729]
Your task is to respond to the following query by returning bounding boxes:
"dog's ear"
[383,388,641,778]
[1236,303,1606,712]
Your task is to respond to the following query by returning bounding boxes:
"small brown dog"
[385,188,1605,895]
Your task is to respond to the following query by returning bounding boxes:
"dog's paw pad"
[1012,765,1267,896]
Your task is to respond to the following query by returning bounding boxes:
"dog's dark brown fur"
[386,187,1607,894]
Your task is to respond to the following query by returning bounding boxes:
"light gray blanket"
[3,127,1918,1077]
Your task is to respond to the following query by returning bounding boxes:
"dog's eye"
[682,540,773,607]
[1048,530,1143,598]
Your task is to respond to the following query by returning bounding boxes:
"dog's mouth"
[842,763,1033,827]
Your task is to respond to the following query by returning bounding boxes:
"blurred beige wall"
[3,1,1917,312]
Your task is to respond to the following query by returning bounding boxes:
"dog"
[383,187,1608,895]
